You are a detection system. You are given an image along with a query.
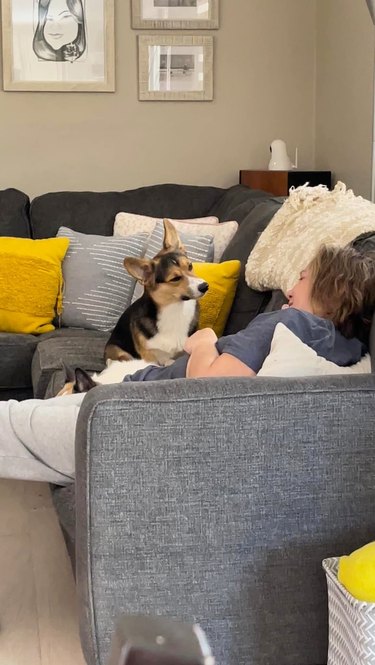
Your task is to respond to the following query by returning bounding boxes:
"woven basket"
[323,557,375,665]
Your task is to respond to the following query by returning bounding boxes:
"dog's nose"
[198,281,209,294]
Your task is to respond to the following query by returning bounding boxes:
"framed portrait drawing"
[138,35,213,101]
[132,0,219,30]
[1,0,115,91]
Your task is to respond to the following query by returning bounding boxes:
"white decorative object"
[323,557,375,665]
[268,139,293,171]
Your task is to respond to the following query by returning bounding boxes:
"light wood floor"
[0,479,86,665]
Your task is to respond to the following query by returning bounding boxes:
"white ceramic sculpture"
[268,139,293,171]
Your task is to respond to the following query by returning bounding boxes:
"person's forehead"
[47,0,70,14]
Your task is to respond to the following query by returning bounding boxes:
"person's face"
[285,267,313,313]
[43,0,79,51]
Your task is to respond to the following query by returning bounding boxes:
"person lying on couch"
[0,245,374,487]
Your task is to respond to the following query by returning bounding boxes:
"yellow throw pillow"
[193,260,240,337]
[338,541,375,602]
[0,237,70,334]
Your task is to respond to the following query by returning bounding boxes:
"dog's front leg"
[142,348,174,366]
[136,333,176,366]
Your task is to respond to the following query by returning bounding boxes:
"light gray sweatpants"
[0,393,85,486]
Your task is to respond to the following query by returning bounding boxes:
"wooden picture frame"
[138,35,213,101]
[1,0,115,92]
[132,0,219,30]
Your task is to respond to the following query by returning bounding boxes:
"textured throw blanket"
[245,181,375,294]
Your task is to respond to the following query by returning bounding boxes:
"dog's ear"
[162,219,185,252]
[124,257,155,284]
[74,368,97,393]
[61,361,76,383]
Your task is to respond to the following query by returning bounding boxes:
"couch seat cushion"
[31,328,108,398]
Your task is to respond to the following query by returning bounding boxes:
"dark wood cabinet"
[239,170,332,197]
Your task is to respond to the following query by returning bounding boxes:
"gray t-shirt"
[123,308,365,382]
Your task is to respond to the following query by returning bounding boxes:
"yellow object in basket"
[338,542,375,602]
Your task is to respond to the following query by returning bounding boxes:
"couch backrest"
[218,191,284,334]
[12,182,285,335]
[0,188,31,238]
[29,183,225,239]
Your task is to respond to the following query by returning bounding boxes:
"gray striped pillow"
[57,227,148,332]
[131,220,214,303]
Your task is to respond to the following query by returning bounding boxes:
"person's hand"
[184,328,218,354]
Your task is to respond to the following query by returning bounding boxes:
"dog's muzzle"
[198,282,209,294]
[185,276,209,299]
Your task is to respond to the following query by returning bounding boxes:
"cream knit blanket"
[245,181,375,294]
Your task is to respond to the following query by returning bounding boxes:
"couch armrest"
[31,329,107,398]
[75,375,375,665]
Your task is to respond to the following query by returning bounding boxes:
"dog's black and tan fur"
[104,218,208,365]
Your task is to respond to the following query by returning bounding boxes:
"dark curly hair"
[308,244,375,341]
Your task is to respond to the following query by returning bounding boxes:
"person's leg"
[0,393,85,485]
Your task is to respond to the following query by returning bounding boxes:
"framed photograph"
[138,35,213,101]
[132,0,219,30]
[1,0,115,92]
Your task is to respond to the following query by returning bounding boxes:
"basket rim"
[322,556,375,610]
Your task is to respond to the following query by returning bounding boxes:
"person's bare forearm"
[184,327,255,379]
[186,341,219,378]
[187,347,256,379]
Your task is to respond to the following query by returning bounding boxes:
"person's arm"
[187,350,256,378]
[184,329,255,378]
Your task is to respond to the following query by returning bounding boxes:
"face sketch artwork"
[33,0,86,62]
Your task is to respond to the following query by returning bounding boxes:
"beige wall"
[315,0,374,198]
[0,0,316,199]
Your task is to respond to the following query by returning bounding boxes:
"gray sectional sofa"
[1,184,374,665]
[0,184,282,401]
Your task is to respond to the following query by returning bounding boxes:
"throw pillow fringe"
[288,181,353,211]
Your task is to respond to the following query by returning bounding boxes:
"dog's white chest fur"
[147,300,196,356]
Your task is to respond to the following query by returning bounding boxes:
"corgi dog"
[57,219,208,396]
[104,218,209,366]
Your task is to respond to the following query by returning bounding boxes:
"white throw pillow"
[258,323,371,377]
[245,181,375,294]
[114,212,219,236]
[113,211,238,262]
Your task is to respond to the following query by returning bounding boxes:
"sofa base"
[0,388,34,401]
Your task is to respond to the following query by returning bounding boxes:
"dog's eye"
[170,275,181,282]
[188,263,193,271]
